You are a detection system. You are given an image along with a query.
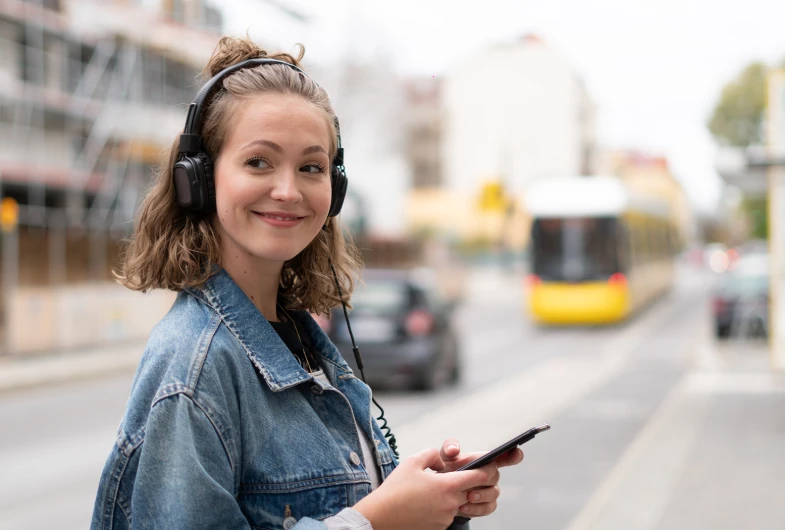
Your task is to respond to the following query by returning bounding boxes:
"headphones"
[172,58,348,218]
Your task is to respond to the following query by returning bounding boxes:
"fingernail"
[471,492,481,502]
[462,505,473,514]
[448,444,459,452]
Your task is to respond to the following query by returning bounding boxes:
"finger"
[466,485,500,504]
[458,501,497,518]
[440,450,487,471]
[411,447,446,472]
[439,438,461,461]
[450,466,496,491]
[495,448,524,469]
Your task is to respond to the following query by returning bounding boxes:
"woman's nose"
[269,170,302,203]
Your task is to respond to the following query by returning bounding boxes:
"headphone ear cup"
[328,165,348,217]
[197,151,216,214]
[172,151,215,214]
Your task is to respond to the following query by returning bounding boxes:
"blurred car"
[704,242,729,273]
[711,253,769,339]
[325,267,461,391]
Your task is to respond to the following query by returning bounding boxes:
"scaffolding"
[0,0,224,347]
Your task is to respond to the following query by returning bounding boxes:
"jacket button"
[350,451,361,466]
[311,384,323,395]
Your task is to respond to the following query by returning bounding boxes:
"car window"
[351,281,409,312]
[719,273,768,296]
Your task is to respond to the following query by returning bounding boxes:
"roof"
[524,175,671,219]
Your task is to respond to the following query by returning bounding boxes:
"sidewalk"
[0,341,144,394]
[568,332,785,530]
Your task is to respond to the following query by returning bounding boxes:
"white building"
[312,57,411,237]
[442,34,596,196]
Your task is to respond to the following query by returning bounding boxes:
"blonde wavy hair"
[115,36,361,315]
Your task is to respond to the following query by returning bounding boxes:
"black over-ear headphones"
[172,58,348,218]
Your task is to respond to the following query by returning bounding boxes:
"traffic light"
[478,181,507,212]
[0,197,19,233]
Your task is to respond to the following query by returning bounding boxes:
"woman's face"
[213,93,333,269]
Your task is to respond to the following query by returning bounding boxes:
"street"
[1,265,783,530]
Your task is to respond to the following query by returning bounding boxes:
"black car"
[324,268,461,391]
[711,253,769,339]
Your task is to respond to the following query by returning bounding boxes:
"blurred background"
[1,0,784,528]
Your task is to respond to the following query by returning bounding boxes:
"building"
[597,150,695,249]
[442,34,596,196]
[405,77,443,189]
[0,0,227,353]
[405,35,595,251]
[311,56,411,237]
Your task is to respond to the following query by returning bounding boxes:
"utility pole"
[767,71,785,370]
[1,196,20,355]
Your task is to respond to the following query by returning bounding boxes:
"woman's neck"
[220,251,283,322]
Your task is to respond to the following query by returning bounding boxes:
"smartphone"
[455,424,551,471]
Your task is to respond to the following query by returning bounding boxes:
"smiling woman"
[91,35,522,530]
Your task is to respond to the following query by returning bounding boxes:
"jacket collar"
[187,267,352,392]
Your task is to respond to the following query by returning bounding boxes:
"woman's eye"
[301,163,327,174]
[246,157,270,169]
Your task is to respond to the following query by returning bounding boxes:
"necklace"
[277,303,317,373]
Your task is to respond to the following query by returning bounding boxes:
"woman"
[91,36,523,530]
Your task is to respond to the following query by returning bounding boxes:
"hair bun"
[203,36,305,78]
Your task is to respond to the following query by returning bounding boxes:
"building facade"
[405,77,443,189]
[442,34,596,196]
[0,0,228,352]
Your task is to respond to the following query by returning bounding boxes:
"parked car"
[711,253,769,339]
[324,267,461,391]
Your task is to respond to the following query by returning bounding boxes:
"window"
[531,217,621,281]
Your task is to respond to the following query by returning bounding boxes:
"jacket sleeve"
[322,508,373,530]
[131,393,251,529]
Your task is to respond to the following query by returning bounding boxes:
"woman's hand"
[438,438,524,518]
[353,447,500,530]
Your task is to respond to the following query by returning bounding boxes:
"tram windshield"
[531,217,622,281]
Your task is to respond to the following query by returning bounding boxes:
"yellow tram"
[524,176,675,325]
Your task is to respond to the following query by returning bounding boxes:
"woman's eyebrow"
[239,140,327,156]
[302,145,327,156]
[241,139,282,152]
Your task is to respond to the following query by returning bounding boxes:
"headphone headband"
[180,58,308,155]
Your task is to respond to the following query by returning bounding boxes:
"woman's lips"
[252,211,306,228]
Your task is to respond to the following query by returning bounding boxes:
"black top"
[269,318,322,373]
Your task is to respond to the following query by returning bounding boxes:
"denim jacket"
[91,267,398,530]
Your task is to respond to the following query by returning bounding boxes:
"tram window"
[531,217,621,281]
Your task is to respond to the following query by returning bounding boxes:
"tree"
[707,62,768,147]
[742,196,768,240]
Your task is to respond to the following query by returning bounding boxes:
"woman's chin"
[247,247,306,265]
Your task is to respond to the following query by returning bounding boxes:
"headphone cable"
[329,261,399,460]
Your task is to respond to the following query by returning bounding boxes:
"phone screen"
[455,424,550,472]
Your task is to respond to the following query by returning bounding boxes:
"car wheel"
[411,365,442,392]
[411,341,453,392]
[715,322,730,339]
[447,334,461,385]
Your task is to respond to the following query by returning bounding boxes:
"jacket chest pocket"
[239,479,371,530]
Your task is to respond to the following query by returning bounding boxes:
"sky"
[221,0,785,214]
